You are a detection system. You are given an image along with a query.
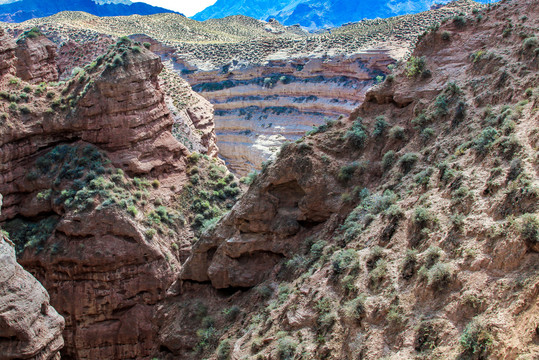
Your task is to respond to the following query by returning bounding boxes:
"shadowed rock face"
[182,145,343,288]
[15,34,58,84]
[0,194,65,360]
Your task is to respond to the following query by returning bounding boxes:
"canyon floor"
[0,0,538,359]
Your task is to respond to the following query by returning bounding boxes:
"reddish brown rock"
[0,28,16,77]
[18,207,178,359]
[181,144,343,288]
[0,37,186,359]
[15,33,58,84]
[0,194,65,360]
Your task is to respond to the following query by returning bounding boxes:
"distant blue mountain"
[0,0,180,23]
[193,0,495,30]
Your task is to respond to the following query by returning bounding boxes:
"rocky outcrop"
[73,47,187,175]
[0,27,16,77]
[0,194,65,360]
[15,33,58,84]
[17,207,178,359]
[0,36,188,359]
[181,140,345,288]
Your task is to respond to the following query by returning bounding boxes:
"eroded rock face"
[18,208,177,359]
[0,194,65,360]
[176,52,394,175]
[0,36,187,359]
[74,49,187,175]
[15,34,58,84]
[182,143,343,288]
[0,28,16,77]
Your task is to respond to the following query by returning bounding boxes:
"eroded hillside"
[0,28,241,359]
[0,0,537,359]
[170,0,538,358]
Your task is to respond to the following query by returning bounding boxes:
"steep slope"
[0,0,179,23]
[194,0,494,29]
[0,194,65,360]
[168,0,539,358]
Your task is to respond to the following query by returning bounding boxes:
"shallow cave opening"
[216,286,253,297]
[297,219,324,229]
[268,180,305,209]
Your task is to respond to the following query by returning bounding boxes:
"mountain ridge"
[0,0,180,23]
[194,0,494,30]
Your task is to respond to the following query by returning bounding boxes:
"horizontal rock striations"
[0,34,196,359]
[180,51,394,174]
[14,31,58,84]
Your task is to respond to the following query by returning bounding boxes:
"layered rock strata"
[163,51,394,174]
[0,35,187,359]
[14,33,58,84]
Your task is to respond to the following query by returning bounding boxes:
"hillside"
[0,0,537,359]
[2,1,486,175]
[177,0,539,358]
[194,0,495,30]
[0,0,179,23]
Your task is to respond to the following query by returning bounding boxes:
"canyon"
[0,0,537,359]
[5,0,483,175]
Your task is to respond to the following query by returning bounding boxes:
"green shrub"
[222,305,241,321]
[372,116,389,136]
[414,167,434,187]
[369,259,387,286]
[143,42,151,49]
[127,205,138,217]
[382,150,396,171]
[434,95,448,117]
[405,56,427,78]
[389,126,406,140]
[413,207,435,229]
[421,127,435,142]
[459,319,492,358]
[453,15,466,27]
[338,162,360,182]
[399,153,419,173]
[474,127,499,154]
[343,295,366,321]
[520,214,539,246]
[310,240,327,259]
[427,263,452,290]
[145,228,156,239]
[277,336,297,360]
[344,119,368,148]
[216,339,231,360]
[441,31,451,40]
[523,36,538,50]
[332,249,358,274]
[425,246,442,267]
[401,249,418,279]
[240,171,258,184]
[112,54,124,68]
